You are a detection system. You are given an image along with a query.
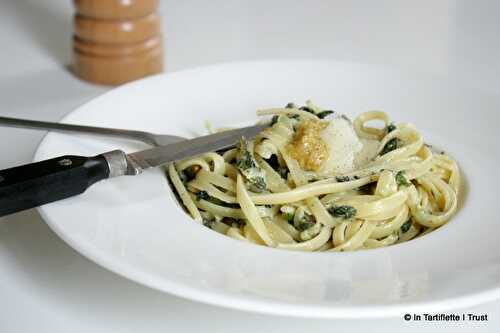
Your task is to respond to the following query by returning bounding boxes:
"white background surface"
[0,0,499,331]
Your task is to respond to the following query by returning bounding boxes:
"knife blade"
[123,123,267,174]
[0,123,267,217]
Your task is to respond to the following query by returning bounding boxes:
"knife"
[0,124,267,217]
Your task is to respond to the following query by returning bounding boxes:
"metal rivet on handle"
[58,158,72,166]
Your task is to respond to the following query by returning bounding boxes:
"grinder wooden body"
[72,0,163,85]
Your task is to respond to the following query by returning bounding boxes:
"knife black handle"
[0,154,110,217]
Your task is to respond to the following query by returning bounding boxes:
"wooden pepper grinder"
[72,0,163,86]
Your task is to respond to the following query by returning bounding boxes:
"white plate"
[35,60,500,318]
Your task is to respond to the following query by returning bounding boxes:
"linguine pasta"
[168,101,461,252]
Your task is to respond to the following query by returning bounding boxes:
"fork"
[0,115,186,146]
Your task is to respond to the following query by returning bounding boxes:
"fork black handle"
[0,154,110,217]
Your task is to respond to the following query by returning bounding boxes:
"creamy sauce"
[288,119,329,171]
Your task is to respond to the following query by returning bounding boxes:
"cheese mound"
[318,117,363,174]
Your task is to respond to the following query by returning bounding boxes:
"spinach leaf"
[236,142,257,170]
[380,138,401,155]
[387,123,397,133]
[335,175,351,182]
[299,106,314,114]
[221,217,243,228]
[178,170,189,185]
[395,170,411,187]
[271,115,279,125]
[202,217,216,229]
[196,191,239,208]
[294,211,315,231]
[316,110,335,119]
[328,205,357,219]
[236,138,267,192]
[265,155,288,179]
[400,219,412,233]
[196,190,210,201]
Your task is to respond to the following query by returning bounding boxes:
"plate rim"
[35,59,500,318]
